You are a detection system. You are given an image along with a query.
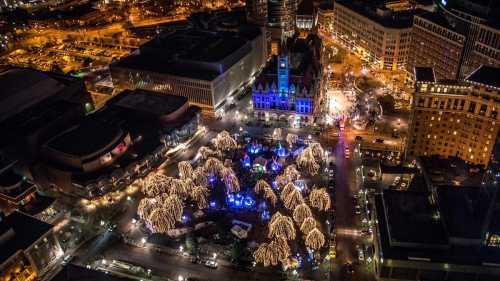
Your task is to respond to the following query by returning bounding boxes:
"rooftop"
[108,90,188,117]
[465,65,500,89]
[0,211,52,263]
[45,116,124,157]
[335,0,420,29]
[437,186,494,239]
[414,67,436,83]
[419,156,485,187]
[113,27,261,81]
[0,68,84,123]
[383,190,448,246]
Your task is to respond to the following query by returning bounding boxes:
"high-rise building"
[406,65,500,166]
[267,0,298,39]
[246,0,268,26]
[332,0,418,70]
[407,0,500,80]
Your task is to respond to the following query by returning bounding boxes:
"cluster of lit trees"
[296,143,325,175]
[138,132,241,233]
[254,163,331,267]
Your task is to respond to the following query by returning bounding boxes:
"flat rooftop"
[465,65,500,89]
[0,211,52,263]
[414,67,436,83]
[335,0,420,29]
[112,27,260,81]
[108,90,188,117]
[437,186,493,239]
[45,116,123,157]
[0,68,84,123]
[419,156,485,187]
[383,190,448,245]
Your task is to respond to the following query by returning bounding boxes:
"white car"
[205,260,218,269]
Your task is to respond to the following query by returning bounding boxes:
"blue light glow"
[208,174,217,184]
[248,143,262,154]
[261,210,270,221]
[226,193,256,209]
[271,160,282,172]
[295,180,306,192]
[209,201,217,208]
[242,154,251,168]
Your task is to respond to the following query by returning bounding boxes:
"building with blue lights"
[252,35,320,125]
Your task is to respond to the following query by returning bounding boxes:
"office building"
[246,0,268,26]
[371,154,500,281]
[316,2,334,37]
[406,65,500,166]
[407,0,500,80]
[0,211,63,281]
[295,0,314,32]
[252,35,320,125]
[40,90,200,198]
[110,27,267,116]
[267,0,298,39]
[332,0,419,71]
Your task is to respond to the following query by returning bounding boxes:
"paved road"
[102,242,283,281]
[330,133,375,281]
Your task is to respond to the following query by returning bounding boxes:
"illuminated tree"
[293,203,312,224]
[296,147,320,175]
[162,194,183,222]
[305,228,325,250]
[142,173,172,197]
[254,179,271,195]
[283,188,304,210]
[221,166,240,193]
[280,182,297,201]
[286,133,298,147]
[270,235,290,261]
[137,197,160,221]
[275,174,288,188]
[161,178,189,198]
[310,142,325,162]
[309,188,331,211]
[254,243,279,267]
[178,161,193,180]
[263,187,277,206]
[198,146,218,159]
[300,217,317,234]
[212,130,238,152]
[192,166,208,187]
[284,164,301,181]
[191,185,209,209]
[268,212,295,240]
[204,157,223,175]
[148,208,176,233]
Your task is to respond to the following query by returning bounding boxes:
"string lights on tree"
[293,203,312,224]
[268,212,296,240]
[309,188,331,211]
[305,228,326,250]
[300,217,317,234]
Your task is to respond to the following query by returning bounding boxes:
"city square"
[1,1,500,281]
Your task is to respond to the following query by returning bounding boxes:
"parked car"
[205,260,218,269]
